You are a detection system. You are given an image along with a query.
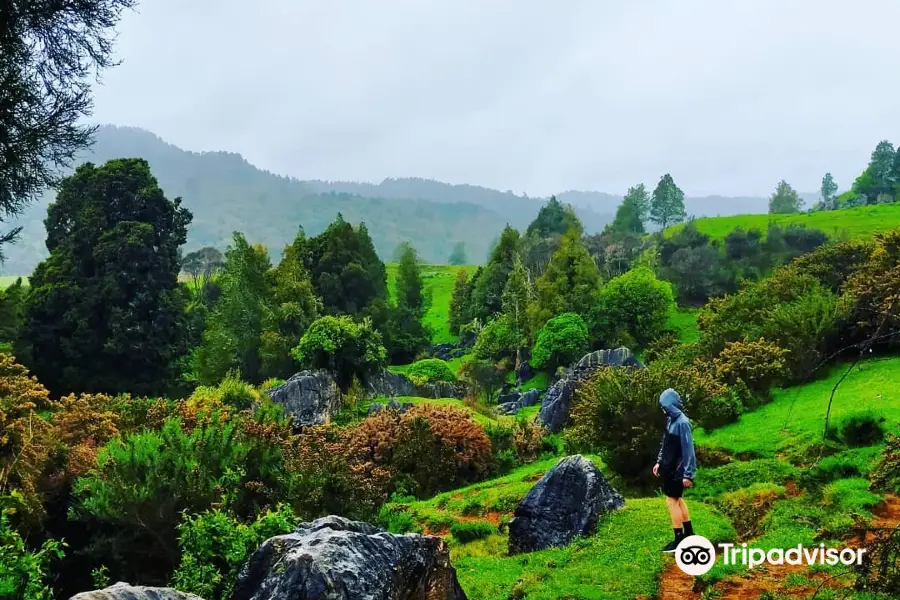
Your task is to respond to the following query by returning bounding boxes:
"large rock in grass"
[537,348,642,432]
[70,583,203,600]
[365,368,460,400]
[267,370,342,426]
[497,388,541,416]
[508,455,624,554]
[231,516,467,600]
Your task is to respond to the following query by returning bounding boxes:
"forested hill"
[3,126,616,274]
[5,125,796,275]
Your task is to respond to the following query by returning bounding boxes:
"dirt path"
[656,494,900,600]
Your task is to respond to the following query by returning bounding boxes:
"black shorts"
[661,474,684,499]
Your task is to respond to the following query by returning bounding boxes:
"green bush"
[473,316,521,362]
[0,513,64,600]
[822,478,882,516]
[292,315,387,387]
[804,447,881,487]
[711,338,788,400]
[188,371,259,411]
[450,520,496,543]
[591,267,674,346]
[833,410,887,447]
[172,505,296,600]
[567,361,724,479]
[376,505,421,534]
[406,358,456,384]
[531,313,589,369]
[696,391,743,432]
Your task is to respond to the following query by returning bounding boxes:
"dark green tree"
[0,278,25,342]
[302,215,387,316]
[448,242,468,265]
[193,233,272,385]
[182,246,224,304]
[853,140,896,204]
[470,225,520,321]
[768,180,803,214]
[649,174,686,229]
[19,159,191,395]
[820,173,838,210]
[528,229,603,333]
[0,0,134,257]
[292,315,386,388]
[260,230,322,379]
[610,184,650,234]
[395,242,425,318]
[449,269,473,335]
[525,196,580,238]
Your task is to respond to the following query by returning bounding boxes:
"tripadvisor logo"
[674,535,868,577]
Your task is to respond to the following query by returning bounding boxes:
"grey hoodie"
[656,388,697,481]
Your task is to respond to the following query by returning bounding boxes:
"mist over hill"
[2,125,802,275]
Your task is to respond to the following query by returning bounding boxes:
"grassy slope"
[696,356,900,457]
[665,203,900,242]
[391,457,735,600]
[386,263,477,344]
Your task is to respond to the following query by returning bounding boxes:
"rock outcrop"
[71,582,203,600]
[537,347,642,432]
[267,370,342,426]
[508,455,624,554]
[365,368,459,400]
[231,516,467,600]
[496,389,541,416]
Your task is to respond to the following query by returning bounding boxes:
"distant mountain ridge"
[2,125,801,275]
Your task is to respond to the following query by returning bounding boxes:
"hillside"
[664,203,900,241]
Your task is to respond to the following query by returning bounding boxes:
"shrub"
[473,316,521,362]
[292,315,386,388]
[832,411,887,447]
[695,390,743,432]
[843,230,900,353]
[790,239,872,292]
[406,359,456,385]
[531,313,589,369]
[348,404,492,498]
[188,371,260,411]
[870,433,900,493]
[458,359,506,403]
[716,483,785,538]
[376,505,421,534]
[172,505,296,600]
[822,478,882,516]
[591,267,675,346]
[0,355,53,522]
[711,338,789,399]
[450,520,495,543]
[567,361,724,479]
[0,512,64,600]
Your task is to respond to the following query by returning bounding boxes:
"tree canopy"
[19,159,191,395]
[768,180,803,214]
[649,174,686,229]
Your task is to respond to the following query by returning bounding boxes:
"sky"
[90,0,900,198]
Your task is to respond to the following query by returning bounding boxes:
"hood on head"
[659,388,683,418]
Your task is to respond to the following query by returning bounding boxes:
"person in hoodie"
[653,388,697,553]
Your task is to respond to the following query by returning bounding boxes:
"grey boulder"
[267,370,342,426]
[70,583,203,600]
[508,455,624,555]
[231,516,467,600]
[496,388,541,416]
[366,368,459,400]
[537,348,642,432]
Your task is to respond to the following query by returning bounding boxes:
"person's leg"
[677,499,694,536]
[665,496,683,529]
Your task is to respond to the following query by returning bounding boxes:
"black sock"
[683,520,694,536]
[673,527,683,541]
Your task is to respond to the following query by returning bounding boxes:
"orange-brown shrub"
[0,354,53,520]
[348,404,493,497]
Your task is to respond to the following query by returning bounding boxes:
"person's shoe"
[662,538,681,553]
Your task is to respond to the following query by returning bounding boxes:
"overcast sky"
[91,0,900,197]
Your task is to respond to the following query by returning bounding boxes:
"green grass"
[665,203,900,242]
[667,306,700,344]
[695,357,900,458]
[386,263,477,344]
[386,455,734,599]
